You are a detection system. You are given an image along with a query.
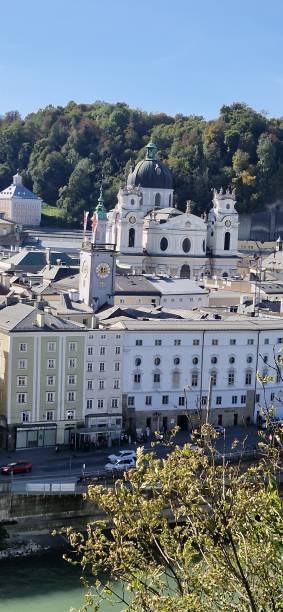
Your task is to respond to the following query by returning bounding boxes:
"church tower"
[79,190,116,311]
[207,188,239,257]
[94,186,107,246]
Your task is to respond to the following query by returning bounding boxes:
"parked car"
[213,425,226,435]
[105,457,136,472]
[1,461,32,475]
[108,449,137,463]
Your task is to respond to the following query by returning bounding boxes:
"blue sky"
[1,0,283,119]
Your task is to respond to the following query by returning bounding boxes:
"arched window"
[172,370,180,387]
[135,357,142,367]
[202,240,206,253]
[160,237,168,251]
[128,228,135,247]
[182,238,191,253]
[155,193,161,208]
[130,198,135,206]
[211,370,217,386]
[169,194,172,206]
[191,370,199,387]
[224,232,230,251]
[180,264,190,278]
[222,272,228,278]
[245,370,252,385]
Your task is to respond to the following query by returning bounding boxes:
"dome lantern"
[145,141,157,161]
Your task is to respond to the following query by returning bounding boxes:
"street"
[0,426,261,486]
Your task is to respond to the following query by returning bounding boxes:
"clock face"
[225,219,231,227]
[96,262,111,279]
[129,215,136,224]
[81,260,89,278]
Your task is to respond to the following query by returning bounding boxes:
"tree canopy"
[1,101,283,224]
[65,428,283,611]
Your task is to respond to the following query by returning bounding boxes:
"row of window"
[87,361,120,372]
[127,394,261,408]
[86,398,119,410]
[18,358,79,370]
[88,333,121,340]
[17,376,121,390]
[17,391,78,404]
[135,337,275,347]
[17,375,79,387]
[21,410,75,423]
[134,353,268,367]
[132,367,281,388]
[18,341,79,353]
[87,346,121,356]
[87,379,120,390]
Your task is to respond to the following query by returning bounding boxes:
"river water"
[0,551,123,612]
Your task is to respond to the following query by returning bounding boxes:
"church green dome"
[127,142,173,190]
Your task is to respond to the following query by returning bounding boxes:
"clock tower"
[207,187,239,257]
[79,241,116,311]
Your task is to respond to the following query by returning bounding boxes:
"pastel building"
[0,172,41,226]
[0,303,85,449]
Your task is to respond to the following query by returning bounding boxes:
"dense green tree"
[64,430,283,611]
[1,100,283,223]
[57,157,96,225]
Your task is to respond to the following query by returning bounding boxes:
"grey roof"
[145,276,207,295]
[102,315,283,333]
[0,303,85,332]
[31,283,59,296]
[0,249,75,271]
[257,282,283,294]
[144,208,182,220]
[49,293,93,315]
[97,305,185,321]
[115,275,160,296]
[41,265,79,281]
[0,183,41,201]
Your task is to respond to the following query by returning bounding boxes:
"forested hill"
[0,101,283,225]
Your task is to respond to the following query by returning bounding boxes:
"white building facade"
[83,328,123,444]
[101,317,283,432]
[105,142,239,280]
[0,172,41,226]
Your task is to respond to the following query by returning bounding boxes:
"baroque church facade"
[105,142,239,280]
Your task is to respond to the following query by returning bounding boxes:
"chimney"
[36,312,45,328]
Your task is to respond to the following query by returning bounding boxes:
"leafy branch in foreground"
[64,427,283,612]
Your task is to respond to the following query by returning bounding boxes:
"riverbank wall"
[0,491,106,537]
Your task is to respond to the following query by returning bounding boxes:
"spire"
[95,184,107,220]
[145,141,157,161]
